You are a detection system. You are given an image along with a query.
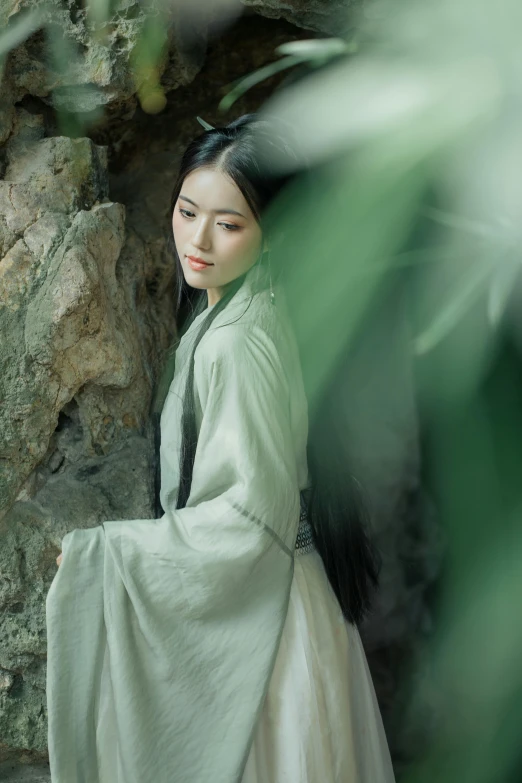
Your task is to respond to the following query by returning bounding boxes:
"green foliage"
[218,37,356,112]
[217,3,522,779]
[0,6,46,79]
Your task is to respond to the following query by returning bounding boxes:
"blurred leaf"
[218,54,306,113]
[0,7,45,72]
[229,1,522,780]
[129,10,168,114]
[44,20,98,138]
[487,261,521,327]
[85,0,114,44]
[218,36,356,114]
[85,0,112,26]
[420,205,509,242]
[275,37,354,58]
[413,261,493,356]
[403,515,522,783]
[268,156,426,409]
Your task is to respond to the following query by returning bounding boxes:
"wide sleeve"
[45,321,301,783]
[163,322,300,611]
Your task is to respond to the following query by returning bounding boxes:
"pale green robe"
[45,263,311,782]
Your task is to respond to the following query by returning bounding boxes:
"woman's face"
[172,166,264,306]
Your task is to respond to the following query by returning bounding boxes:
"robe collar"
[181,259,272,341]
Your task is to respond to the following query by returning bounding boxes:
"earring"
[266,247,276,305]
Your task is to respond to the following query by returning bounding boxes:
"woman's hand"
[56,552,63,567]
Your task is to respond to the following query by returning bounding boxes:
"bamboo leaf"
[0,7,45,60]
[85,0,112,27]
[218,54,305,113]
[129,12,168,114]
[487,260,521,327]
[414,262,493,355]
[218,38,356,114]
[275,38,352,59]
[420,205,509,241]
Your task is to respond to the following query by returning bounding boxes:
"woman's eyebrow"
[179,194,246,219]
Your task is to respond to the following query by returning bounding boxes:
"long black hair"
[151,113,381,626]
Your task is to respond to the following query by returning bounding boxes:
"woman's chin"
[183,268,212,289]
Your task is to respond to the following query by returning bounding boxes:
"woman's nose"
[192,218,211,249]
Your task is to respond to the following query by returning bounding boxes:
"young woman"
[47,114,395,782]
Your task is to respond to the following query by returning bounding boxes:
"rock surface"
[0,0,207,142]
[242,0,357,33]
[0,113,159,760]
[0,761,51,781]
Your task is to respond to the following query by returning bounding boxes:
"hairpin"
[196,116,215,130]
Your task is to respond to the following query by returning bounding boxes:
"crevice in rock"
[68,0,86,27]
[14,97,56,137]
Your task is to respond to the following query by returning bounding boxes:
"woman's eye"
[178,208,239,232]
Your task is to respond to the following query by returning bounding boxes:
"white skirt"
[241,548,396,783]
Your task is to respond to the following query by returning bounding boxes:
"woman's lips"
[187,255,213,271]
